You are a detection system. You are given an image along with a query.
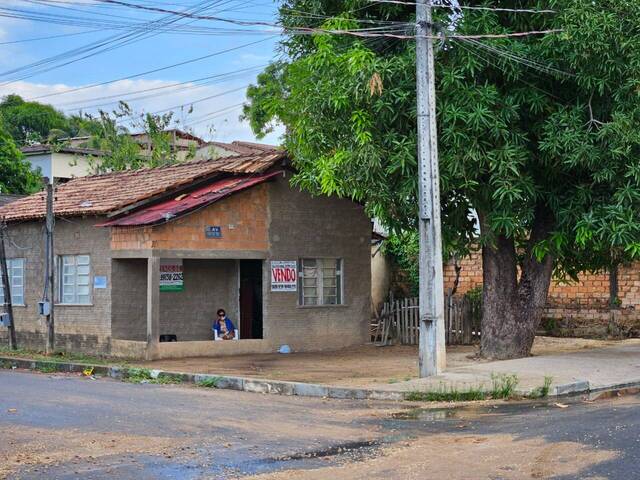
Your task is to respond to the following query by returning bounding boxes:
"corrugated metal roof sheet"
[96,171,281,227]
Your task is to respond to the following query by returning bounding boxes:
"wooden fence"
[372,294,481,346]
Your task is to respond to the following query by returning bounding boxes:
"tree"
[0,95,72,145]
[0,118,41,194]
[244,0,640,359]
[78,102,192,173]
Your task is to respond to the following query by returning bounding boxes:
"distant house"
[21,144,108,182]
[0,150,372,359]
[129,128,205,162]
[20,132,277,182]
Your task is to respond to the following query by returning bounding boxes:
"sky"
[0,0,285,144]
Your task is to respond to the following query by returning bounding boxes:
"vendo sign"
[270,261,297,292]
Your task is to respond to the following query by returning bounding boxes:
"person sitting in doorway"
[213,309,236,340]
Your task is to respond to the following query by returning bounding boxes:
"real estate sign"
[270,261,297,292]
[160,259,184,292]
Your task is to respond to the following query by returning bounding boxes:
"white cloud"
[0,79,284,144]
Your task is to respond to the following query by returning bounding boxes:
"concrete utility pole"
[45,180,55,354]
[416,0,446,376]
[0,223,17,350]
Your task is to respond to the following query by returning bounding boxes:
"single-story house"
[0,150,371,359]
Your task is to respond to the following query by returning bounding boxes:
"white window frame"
[57,254,92,305]
[298,258,343,306]
[0,258,25,306]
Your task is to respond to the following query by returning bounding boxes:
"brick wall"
[442,251,640,338]
[264,174,372,352]
[0,217,112,353]
[111,185,269,252]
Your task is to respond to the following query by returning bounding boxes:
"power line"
[31,36,275,100]
[366,0,557,14]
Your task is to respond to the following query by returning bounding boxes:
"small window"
[299,258,343,306]
[58,255,91,304]
[0,258,25,306]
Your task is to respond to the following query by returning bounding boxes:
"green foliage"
[406,384,488,402]
[123,367,153,383]
[490,373,520,399]
[244,0,640,283]
[122,367,183,384]
[196,376,222,388]
[34,362,60,374]
[528,376,554,398]
[78,103,184,173]
[0,118,41,194]
[384,231,419,295]
[0,346,126,365]
[0,95,73,145]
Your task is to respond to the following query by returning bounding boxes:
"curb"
[0,357,406,401]
[2,356,636,402]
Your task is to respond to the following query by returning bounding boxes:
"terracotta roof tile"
[0,151,286,222]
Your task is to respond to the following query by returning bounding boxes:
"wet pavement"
[1,370,639,479]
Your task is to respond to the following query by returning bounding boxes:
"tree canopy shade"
[0,95,73,145]
[0,119,41,194]
[244,0,640,358]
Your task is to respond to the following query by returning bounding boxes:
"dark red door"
[239,279,254,339]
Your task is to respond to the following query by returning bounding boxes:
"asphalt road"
[1,370,639,479]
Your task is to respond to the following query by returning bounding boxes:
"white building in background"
[20,144,108,182]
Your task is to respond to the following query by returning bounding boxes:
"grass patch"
[196,377,222,388]
[123,368,153,383]
[490,373,519,399]
[122,368,183,385]
[0,359,13,369]
[0,347,125,366]
[406,383,488,402]
[406,374,521,403]
[34,362,60,374]
[528,376,553,399]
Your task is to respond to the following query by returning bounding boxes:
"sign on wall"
[270,261,298,292]
[205,226,222,238]
[160,259,184,292]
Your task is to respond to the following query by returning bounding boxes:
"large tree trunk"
[479,207,555,360]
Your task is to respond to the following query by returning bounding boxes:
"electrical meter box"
[0,313,10,327]
[38,301,51,316]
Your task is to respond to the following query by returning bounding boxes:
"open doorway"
[239,260,263,339]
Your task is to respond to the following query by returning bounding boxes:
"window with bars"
[299,258,343,306]
[58,255,91,305]
[0,258,24,306]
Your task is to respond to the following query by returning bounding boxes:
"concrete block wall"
[111,258,239,343]
[111,258,147,341]
[264,174,372,352]
[0,217,112,353]
[159,259,238,341]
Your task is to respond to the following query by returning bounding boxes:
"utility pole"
[416,0,446,376]
[0,222,17,350]
[45,180,55,354]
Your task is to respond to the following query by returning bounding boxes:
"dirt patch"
[0,425,186,479]
[133,337,637,387]
[244,433,618,480]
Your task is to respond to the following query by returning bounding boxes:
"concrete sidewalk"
[379,340,640,396]
[2,339,640,400]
